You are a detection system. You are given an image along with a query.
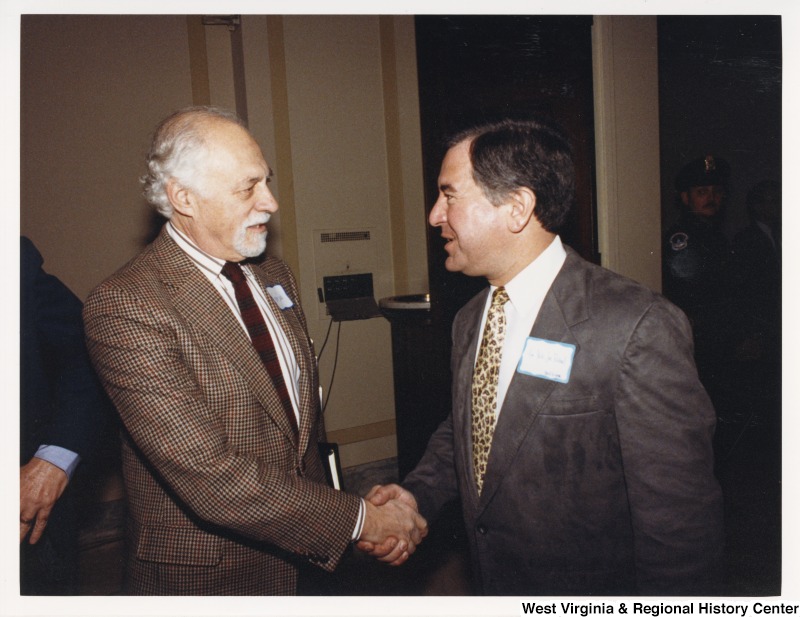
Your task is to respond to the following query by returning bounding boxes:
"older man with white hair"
[83,106,426,595]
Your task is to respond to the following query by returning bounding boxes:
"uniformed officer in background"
[662,155,735,419]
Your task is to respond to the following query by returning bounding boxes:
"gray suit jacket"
[404,247,723,595]
[84,228,361,595]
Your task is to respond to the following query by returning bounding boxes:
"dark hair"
[448,117,575,232]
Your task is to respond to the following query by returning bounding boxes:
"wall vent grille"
[320,230,371,243]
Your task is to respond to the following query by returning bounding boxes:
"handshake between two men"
[357,484,424,566]
[79,108,725,596]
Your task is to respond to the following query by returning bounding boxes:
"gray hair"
[141,106,245,218]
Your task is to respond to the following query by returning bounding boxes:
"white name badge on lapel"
[517,337,576,383]
[267,285,294,310]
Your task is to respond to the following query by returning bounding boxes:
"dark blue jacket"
[20,236,109,464]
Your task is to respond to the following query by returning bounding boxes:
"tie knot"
[492,287,509,308]
[221,261,246,284]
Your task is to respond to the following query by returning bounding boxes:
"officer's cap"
[674,155,731,192]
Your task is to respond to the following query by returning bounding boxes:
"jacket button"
[477,524,488,535]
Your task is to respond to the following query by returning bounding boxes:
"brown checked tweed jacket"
[83,228,361,595]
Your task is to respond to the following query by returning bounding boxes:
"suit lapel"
[476,249,589,508]
[151,231,300,447]
[450,289,488,509]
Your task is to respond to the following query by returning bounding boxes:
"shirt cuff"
[34,445,80,480]
[351,498,366,541]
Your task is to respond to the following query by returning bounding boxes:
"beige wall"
[21,15,194,299]
[20,14,428,469]
[278,15,426,465]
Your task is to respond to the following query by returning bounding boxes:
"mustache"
[244,213,271,227]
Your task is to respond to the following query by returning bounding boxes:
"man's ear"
[680,191,690,207]
[506,187,537,233]
[166,179,194,217]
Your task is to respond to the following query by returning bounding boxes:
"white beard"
[233,213,270,258]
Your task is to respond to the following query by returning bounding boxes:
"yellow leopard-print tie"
[472,287,509,494]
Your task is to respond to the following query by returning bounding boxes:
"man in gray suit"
[361,118,723,595]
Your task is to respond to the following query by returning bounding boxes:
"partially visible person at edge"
[728,179,782,422]
[83,106,427,595]
[20,236,112,594]
[731,179,781,337]
[359,117,724,595]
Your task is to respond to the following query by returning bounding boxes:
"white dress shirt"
[475,235,567,419]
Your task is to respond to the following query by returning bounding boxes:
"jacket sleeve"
[83,280,361,571]
[613,296,724,594]
[20,236,111,462]
[401,411,460,523]
[401,311,468,522]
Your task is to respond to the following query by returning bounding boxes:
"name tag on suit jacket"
[517,337,576,384]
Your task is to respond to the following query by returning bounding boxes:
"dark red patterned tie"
[222,261,298,438]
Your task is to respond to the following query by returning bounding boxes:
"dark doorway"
[416,15,598,322]
[658,15,782,595]
[658,15,782,237]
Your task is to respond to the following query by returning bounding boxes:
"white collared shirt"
[476,235,567,418]
[166,223,301,425]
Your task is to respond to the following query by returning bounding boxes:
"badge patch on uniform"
[267,284,294,309]
[517,337,576,383]
[670,232,689,251]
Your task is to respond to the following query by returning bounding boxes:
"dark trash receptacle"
[380,294,453,479]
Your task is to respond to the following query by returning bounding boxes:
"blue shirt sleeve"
[34,445,81,479]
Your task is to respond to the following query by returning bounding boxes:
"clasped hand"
[356,484,427,566]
